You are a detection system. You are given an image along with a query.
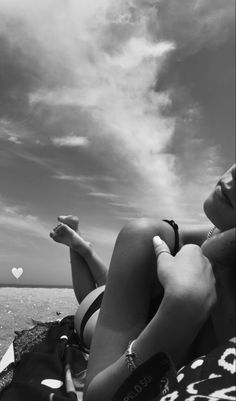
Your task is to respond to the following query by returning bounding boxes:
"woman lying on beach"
[50,164,236,400]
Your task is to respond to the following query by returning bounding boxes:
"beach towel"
[0,316,88,401]
[1,317,235,401]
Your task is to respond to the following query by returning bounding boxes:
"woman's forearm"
[134,290,205,367]
[84,291,205,401]
[85,354,129,401]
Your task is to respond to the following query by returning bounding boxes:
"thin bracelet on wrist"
[125,340,141,371]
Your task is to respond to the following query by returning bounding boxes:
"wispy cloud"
[7,136,22,144]
[52,136,90,147]
[0,198,50,239]
[88,192,119,200]
[110,201,138,209]
[0,119,24,144]
[53,174,116,183]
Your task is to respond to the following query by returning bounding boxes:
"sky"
[0,0,235,286]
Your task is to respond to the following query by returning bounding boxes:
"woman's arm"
[85,283,215,401]
[84,237,216,401]
[180,225,210,247]
[84,293,200,400]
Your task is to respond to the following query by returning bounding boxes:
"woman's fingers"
[153,236,174,285]
[153,236,173,260]
[153,237,216,314]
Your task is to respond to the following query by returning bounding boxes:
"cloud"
[7,136,22,145]
[0,198,50,239]
[111,201,138,208]
[0,119,25,144]
[88,192,119,200]
[19,0,178,213]
[0,0,234,226]
[53,174,116,183]
[51,136,90,147]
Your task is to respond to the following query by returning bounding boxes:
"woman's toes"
[57,215,79,231]
[58,215,67,222]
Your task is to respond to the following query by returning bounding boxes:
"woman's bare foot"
[57,215,79,232]
[50,223,92,257]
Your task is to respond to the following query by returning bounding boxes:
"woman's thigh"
[86,218,177,384]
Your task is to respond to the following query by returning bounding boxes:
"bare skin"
[50,216,214,362]
[84,166,236,401]
[48,166,235,401]
[50,215,108,303]
[84,225,217,401]
[50,219,92,257]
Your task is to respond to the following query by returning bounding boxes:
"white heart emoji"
[12,268,23,279]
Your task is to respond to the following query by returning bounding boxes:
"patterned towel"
[160,338,236,400]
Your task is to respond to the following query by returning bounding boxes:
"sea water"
[0,287,78,358]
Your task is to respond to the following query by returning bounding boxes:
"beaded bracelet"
[125,340,140,371]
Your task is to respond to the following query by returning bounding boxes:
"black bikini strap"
[80,291,104,349]
[162,219,179,256]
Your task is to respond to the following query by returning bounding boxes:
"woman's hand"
[132,238,217,367]
[153,236,217,322]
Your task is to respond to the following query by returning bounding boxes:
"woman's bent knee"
[116,217,177,257]
[119,218,159,241]
[118,217,174,244]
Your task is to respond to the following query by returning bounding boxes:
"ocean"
[0,287,78,358]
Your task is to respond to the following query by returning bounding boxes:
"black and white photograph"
[0,0,235,400]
